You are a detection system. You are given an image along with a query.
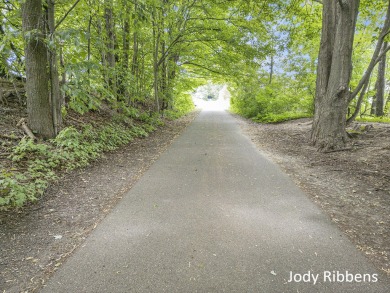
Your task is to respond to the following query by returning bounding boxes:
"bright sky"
[193,97,230,111]
[192,84,231,111]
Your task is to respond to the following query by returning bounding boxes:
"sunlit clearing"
[192,84,231,111]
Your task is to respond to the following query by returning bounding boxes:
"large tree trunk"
[22,0,55,139]
[374,42,387,116]
[311,0,359,151]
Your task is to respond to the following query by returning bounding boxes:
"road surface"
[40,111,389,293]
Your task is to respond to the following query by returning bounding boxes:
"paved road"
[40,111,389,293]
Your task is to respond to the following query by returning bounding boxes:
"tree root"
[16,118,37,141]
[322,147,353,154]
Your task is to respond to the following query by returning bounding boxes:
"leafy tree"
[2,0,390,148]
[312,0,390,151]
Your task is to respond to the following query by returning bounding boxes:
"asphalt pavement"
[40,110,390,293]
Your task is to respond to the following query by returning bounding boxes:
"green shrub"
[356,116,390,123]
[0,121,157,209]
[253,112,313,123]
[165,93,194,119]
[231,76,314,120]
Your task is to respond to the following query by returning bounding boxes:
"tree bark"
[87,13,92,76]
[131,31,139,103]
[104,0,117,96]
[22,0,55,139]
[374,42,387,116]
[269,55,274,84]
[311,0,359,151]
[347,75,370,125]
[120,0,131,101]
[152,6,161,112]
[130,0,140,104]
[47,0,62,135]
[122,1,130,71]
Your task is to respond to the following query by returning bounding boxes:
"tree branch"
[375,44,390,64]
[17,118,37,141]
[351,1,390,100]
[157,33,183,67]
[181,61,225,75]
[347,76,370,124]
[55,0,82,30]
[188,17,230,21]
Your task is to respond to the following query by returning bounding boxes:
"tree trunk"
[350,3,390,101]
[152,6,160,113]
[160,37,167,110]
[269,55,274,84]
[140,40,146,100]
[87,13,92,76]
[347,75,370,125]
[47,0,62,135]
[153,33,160,112]
[130,0,140,105]
[311,0,359,151]
[22,0,55,139]
[374,42,387,116]
[131,31,139,103]
[121,0,131,101]
[122,2,130,71]
[104,0,117,96]
[166,53,179,110]
[371,94,376,115]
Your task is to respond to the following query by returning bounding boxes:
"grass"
[356,116,390,124]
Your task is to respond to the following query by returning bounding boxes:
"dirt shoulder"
[0,111,198,293]
[235,114,390,277]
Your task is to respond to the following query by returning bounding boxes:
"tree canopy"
[1,0,390,147]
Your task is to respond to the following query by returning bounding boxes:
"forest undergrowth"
[0,95,191,209]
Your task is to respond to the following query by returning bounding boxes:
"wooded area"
[1,0,390,207]
[2,3,390,292]
[1,0,389,140]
